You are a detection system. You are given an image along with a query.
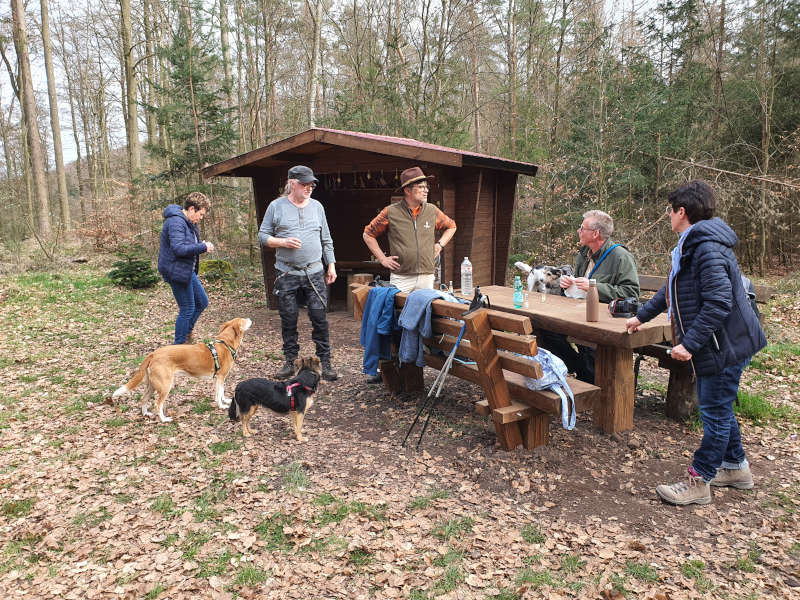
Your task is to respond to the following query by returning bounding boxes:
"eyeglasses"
[415,184,429,191]
[578,225,596,233]
[298,181,316,190]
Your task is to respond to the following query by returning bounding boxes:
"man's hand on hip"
[380,255,401,271]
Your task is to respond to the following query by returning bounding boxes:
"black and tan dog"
[229,357,321,441]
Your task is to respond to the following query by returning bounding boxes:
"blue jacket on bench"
[360,286,401,376]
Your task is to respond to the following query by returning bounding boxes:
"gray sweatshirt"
[258,196,336,275]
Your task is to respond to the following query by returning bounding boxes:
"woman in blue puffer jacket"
[158,192,216,344]
[626,180,766,506]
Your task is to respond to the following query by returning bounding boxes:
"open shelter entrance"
[202,128,538,309]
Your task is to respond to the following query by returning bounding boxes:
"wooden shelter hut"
[202,128,538,309]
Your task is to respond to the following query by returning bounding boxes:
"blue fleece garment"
[360,286,401,375]
[398,289,446,367]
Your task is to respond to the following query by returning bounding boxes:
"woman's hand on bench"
[625,316,641,334]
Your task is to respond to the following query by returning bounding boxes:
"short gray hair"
[583,210,613,240]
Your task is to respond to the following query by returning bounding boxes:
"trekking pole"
[402,322,467,448]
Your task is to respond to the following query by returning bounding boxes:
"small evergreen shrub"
[199,259,235,281]
[108,254,160,289]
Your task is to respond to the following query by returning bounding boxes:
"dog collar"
[285,382,313,411]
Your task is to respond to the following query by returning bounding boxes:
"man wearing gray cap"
[258,165,338,380]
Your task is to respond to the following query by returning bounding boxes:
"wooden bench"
[634,274,775,419]
[351,284,601,449]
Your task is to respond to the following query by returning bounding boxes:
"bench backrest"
[638,274,774,304]
[393,292,544,380]
[351,283,545,449]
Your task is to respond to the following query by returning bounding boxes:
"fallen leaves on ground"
[0,261,798,599]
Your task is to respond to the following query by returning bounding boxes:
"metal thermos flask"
[586,279,599,322]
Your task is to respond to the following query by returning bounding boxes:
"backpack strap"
[588,244,621,279]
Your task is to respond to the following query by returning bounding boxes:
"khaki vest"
[387,201,438,275]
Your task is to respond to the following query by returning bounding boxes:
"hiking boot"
[275,359,296,380]
[710,465,754,489]
[656,473,712,506]
[321,359,338,381]
[366,373,383,384]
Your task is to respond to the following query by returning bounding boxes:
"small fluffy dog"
[112,317,252,422]
[229,357,321,441]
[514,262,574,294]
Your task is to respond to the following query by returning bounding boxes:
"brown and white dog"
[112,317,252,422]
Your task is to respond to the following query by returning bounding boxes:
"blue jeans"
[692,360,748,482]
[169,273,209,344]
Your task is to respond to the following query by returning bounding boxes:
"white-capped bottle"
[460,257,473,297]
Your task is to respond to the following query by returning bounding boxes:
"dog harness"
[285,382,313,411]
[205,340,238,375]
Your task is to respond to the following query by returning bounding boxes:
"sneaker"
[321,360,338,381]
[366,373,383,384]
[656,473,712,506]
[275,360,296,380]
[710,465,754,489]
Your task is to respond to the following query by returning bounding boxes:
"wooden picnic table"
[478,285,672,434]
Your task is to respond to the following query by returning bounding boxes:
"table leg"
[593,345,634,433]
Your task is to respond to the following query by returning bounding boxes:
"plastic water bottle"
[460,257,473,297]
[513,275,524,308]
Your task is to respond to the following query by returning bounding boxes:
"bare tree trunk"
[234,0,247,150]
[470,2,481,151]
[507,0,518,158]
[143,0,158,146]
[40,0,70,231]
[120,0,141,179]
[219,0,234,107]
[549,0,569,153]
[711,0,726,139]
[22,121,34,224]
[307,0,322,127]
[756,0,777,275]
[0,103,14,180]
[181,0,205,176]
[12,0,51,238]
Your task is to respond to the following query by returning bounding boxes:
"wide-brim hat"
[288,165,318,184]
[395,166,435,192]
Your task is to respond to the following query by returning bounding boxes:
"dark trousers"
[274,270,330,361]
[535,329,595,384]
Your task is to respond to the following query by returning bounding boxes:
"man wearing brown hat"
[363,166,457,293]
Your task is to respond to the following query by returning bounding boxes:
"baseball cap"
[287,165,318,184]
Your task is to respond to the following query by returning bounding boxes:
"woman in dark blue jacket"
[158,192,216,344]
[626,181,766,506]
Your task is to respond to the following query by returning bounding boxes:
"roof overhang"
[202,128,538,179]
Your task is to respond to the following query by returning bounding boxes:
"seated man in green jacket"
[538,209,640,383]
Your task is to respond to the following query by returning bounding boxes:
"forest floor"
[1,255,799,600]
